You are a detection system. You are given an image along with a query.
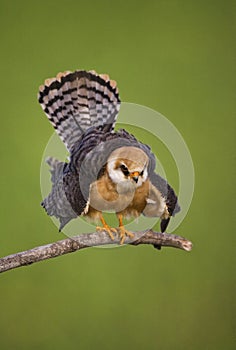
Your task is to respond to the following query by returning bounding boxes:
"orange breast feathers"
[84,171,151,222]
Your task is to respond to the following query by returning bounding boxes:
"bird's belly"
[88,190,138,213]
[85,179,150,221]
[120,194,147,219]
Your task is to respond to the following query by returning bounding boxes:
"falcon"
[38,69,180,244]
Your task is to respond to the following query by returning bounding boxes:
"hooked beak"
[130,171,139,183]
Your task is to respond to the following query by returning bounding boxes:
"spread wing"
[41,158,78,230]
[148,172,181,232]
[38,70,120,151]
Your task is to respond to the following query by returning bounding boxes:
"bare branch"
[0,230,192,274]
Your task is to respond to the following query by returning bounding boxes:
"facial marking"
[107,147,149,187]
[120,164,130,177]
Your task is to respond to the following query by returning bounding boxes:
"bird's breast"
[85,174,150,220]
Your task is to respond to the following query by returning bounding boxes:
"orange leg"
[96,214,116,240]
[117,214,135,245]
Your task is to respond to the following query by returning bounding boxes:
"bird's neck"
[105,169,135,194]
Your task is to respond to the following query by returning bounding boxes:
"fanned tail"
[38,70,120,151]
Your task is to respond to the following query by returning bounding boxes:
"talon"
[96,225,116,240]
[118,226,134,244]
[96,215,116,240]
[117,214,134,244]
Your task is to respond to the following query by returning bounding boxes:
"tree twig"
[0,230,192,274]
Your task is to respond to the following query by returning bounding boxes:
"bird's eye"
[120,164,130,176]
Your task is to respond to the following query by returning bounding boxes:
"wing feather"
[149,172,180,231]
[41,157,85,231]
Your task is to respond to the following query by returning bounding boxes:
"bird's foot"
[96,225,117,240]
[118,226,134,245]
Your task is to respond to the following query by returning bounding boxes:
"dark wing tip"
[172,201,181,216]
[160,217,170,232]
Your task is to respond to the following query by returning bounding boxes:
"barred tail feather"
[38,70,120,151]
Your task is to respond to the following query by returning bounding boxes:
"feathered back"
[38,70,120,151]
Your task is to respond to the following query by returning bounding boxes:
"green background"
[0,1,235,349]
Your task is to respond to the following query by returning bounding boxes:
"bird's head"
[107,146,149,191]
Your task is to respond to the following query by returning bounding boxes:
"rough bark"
[0,230,192,274]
